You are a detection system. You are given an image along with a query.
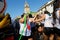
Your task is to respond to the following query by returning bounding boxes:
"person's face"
[38,27,44,32]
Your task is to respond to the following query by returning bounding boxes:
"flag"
[27,23,30,30]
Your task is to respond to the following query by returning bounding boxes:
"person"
[19,13,33,40]
[13,19,20,40]
[34,11,54,40]
[33,23,44,40]
[25,14,34,40]
[0,13,14,40]
[19,14,27,40]
[53,0,60,40]
[54,8,60,40]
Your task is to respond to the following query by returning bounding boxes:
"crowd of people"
[14,8,60,40]
[0,0,60,40]
[18,11,53,40]
[0,9,60,40]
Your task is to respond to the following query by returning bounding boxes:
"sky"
[5,0,50,19]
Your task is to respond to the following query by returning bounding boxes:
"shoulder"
[19,18,24,23]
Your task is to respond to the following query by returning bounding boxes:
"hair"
[34,14,40,20]
[44,11,50,14]
[40,24,44,27]
[36,14,40,19]
[36,23,44,29]
[28,14,33,18]
[21,13,25,18]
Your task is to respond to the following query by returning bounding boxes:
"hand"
[34,20,38,22]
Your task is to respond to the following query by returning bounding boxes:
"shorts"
[44,27,54,35]
[19,34,32,40]
[54,27,60,36]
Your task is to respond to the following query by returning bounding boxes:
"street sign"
[0,0,6,14]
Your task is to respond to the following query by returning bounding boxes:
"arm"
[35,14,45,22]
[33,14,39,20]
[33,15,37,20]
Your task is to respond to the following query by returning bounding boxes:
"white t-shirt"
[19,23,27,36]
[19,23,31,36]
[44,14,53,27]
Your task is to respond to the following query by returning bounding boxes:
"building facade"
[37,0,54,14]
